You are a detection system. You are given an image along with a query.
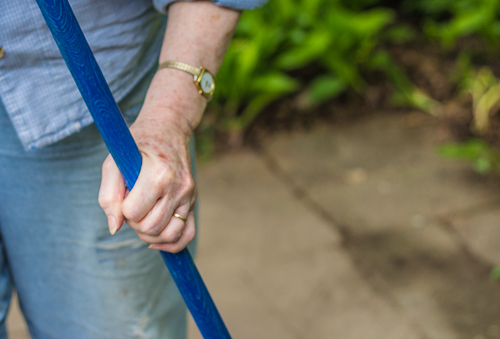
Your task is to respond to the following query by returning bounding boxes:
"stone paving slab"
[264,113,500,234]
[188,152,420,339]
[263,112,500,338]
[451,209,500,265]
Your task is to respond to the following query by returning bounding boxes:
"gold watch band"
[158,61,201,78]
[157,60,215,100]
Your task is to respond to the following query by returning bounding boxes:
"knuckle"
[179,175,195,197]
[191,186,198,203]
[152,168,174,191]
[97,195,107,208]
[152,179,165,194]
[122,206,141,223]
[101,157,114,172]
[157,166,175,181]
[98,194,112,209]
[139,222,161,236]
[163,230,182,243]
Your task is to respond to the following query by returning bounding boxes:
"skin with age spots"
[98,1,240,253]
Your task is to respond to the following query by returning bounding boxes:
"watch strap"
[158,61,201,78]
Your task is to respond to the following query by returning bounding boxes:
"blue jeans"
[0,71,196,338]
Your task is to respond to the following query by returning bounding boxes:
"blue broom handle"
[35,1,231,338]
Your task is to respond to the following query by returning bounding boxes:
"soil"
[204,37,500,155]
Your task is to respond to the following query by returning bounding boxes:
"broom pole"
[35,1,231,338]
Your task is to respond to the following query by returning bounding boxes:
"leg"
[0,99,195,338]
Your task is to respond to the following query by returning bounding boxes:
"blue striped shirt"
[0,0,265,150]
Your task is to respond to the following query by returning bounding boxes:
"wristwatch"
[158,61,215,99]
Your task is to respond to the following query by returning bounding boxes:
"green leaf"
[405,88,440,115]
[327,8,394,37]
[225,92,283,131]
[323,54,365,92]
[268,0,297,21]
[238,93,280,129]
[437,139,500,175]
[437,139,490,160]
[430,1,500,48]
[441,10,489,47]
[403,0,455,15]
[307,75,346,104]
[301,0,325,17]
[249,72,301,95]
[491,266,500,280]
[235,40,261,84]
[352,9,395,36]
[384,25,416,43]
[473,82,500,134]
[475,156,492,174]
[275,30,332,70]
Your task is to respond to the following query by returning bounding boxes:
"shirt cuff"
[153,0,267,14]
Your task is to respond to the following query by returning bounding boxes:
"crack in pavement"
[256,141,500,339]
[255,145,432,338]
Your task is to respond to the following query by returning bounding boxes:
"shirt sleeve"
[153,0,268,14]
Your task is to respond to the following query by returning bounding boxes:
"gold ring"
[173,213,187,223]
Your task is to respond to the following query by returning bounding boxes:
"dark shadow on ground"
[343,225,500,339]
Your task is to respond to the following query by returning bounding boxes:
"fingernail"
[108,215,117,235]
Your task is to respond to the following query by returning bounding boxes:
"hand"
[99,0,240,253]
[98,112,198,253]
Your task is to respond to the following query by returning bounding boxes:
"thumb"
[98,155,126,235]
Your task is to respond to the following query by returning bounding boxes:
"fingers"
[124,177,196,253]
[136,204,191,244]
[149,211,196,253]
[98,155,126,235]
[125,191,174,237]
[123,162,196,237]
[99,140,197,254]
[121,158,166,224]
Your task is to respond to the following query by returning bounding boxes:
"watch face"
[200,72,214,94]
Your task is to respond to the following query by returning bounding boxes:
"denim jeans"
[0,70,196,338]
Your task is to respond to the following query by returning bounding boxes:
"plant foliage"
[437,139,500,174]
[198,0,500,160]
[209,0,397,135]
[491,266,500,280]
[401,0,500,49]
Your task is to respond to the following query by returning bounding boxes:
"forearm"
[160,0,240,73]
[101,1,240,249]
[138,1,240,135]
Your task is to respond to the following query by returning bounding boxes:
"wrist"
[132,112,193,148]
[139,67,206,134]
[159,1,240,75]
[158,61,215,99]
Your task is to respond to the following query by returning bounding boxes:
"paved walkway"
[7,111,500,338]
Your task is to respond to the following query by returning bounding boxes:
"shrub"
[207,0,397,137]
[197,0,500,161]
